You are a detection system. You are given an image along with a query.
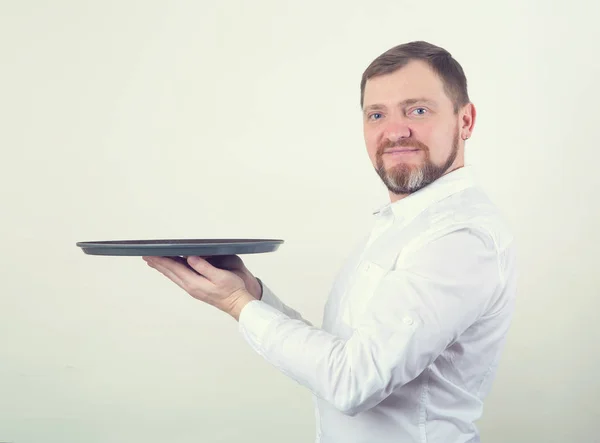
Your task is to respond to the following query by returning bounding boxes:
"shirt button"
[403,317,414,326]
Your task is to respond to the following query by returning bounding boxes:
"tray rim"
[76,239,284,249]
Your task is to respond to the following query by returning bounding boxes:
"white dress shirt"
[238,165,518,443]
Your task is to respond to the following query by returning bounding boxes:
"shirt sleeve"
[238,226,502,416]
[258,279,313,325]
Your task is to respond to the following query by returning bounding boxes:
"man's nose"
[383,121,411,142]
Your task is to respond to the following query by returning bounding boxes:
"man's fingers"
[146,259,187,289]
[186,256,238,286]
[205,254,243,270]
[167,256,203,274]
[145,256,210,292]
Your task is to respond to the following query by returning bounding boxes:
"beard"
[374,125,459,195]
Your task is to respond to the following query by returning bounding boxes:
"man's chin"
[384,169,427,191]
[383,179,419,194]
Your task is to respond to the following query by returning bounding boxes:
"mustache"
[378,138,429,153]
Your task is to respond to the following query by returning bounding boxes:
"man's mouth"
[384,148,420,154]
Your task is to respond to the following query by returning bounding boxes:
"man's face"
[362,60,471,200]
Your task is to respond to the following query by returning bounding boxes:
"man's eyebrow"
[363,98,437,113]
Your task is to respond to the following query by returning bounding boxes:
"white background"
[1,1,598,442]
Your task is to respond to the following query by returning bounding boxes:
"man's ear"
[460,103,476,140]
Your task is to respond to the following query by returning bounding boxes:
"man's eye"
[369,113,383,120]
[411,108,427,116]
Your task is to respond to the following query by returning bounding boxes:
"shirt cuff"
[259,280,283,309]
[255,279,309,323]
[238,299,288,348]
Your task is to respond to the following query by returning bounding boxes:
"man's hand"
[201,254,263,300]
[142,255,258,321]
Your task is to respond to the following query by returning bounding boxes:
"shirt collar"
[372,164,478,221]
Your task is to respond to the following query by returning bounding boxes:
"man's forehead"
[363,65,447,109]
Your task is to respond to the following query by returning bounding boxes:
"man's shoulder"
[409,186,515,253]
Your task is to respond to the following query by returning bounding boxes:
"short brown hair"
[360,41,470,113]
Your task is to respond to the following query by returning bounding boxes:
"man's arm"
[238,226,504,416]
[256,277,313,326]
[254,232,373,326]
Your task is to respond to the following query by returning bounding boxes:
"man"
[143,41,517,443]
